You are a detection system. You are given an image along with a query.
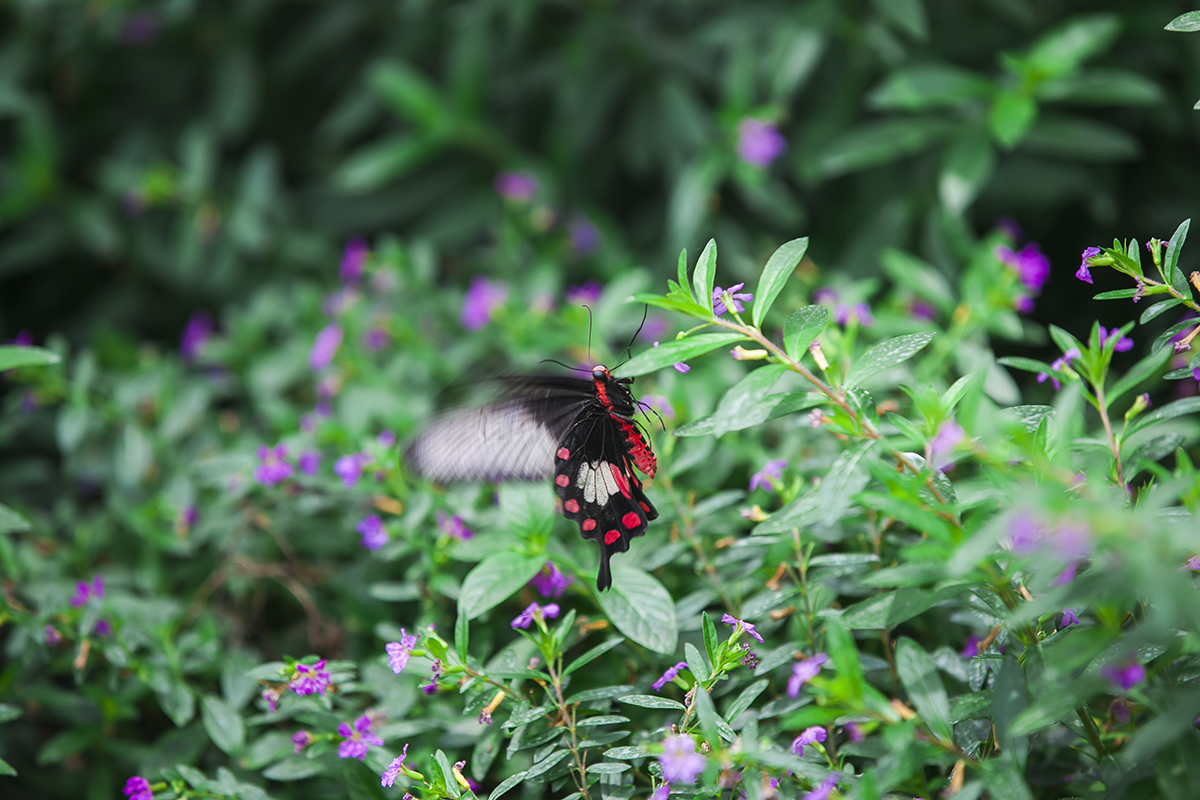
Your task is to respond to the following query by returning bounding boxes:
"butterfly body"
[406,365,658,590]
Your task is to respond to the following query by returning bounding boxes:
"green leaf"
[335,135,436,191]
[1164,219,1190,288]
[894,639,952,742]
[940,131,995,214]
[751,237,809,326]
[1167,11,1200,32]
[455,610,469,663]
[0,704,22,723]
[617,694,686,711]
[1107,346,1172,406]
[0,345,59,371]
[1141,298,1183,324]
[693,239,718,315]
[595,563,678,654]
[693,686,724,746]
[677,248,691,300]
[371,61,446,130]
[991,656,1028,765]
[872,0,927,40]
[488,771,528,800]
[201,695,245,755]
[754,491,821,534]
[823,618,864,699]
[524,749,573,781]
[817,118,950,178]
[684,642,710,682]
[459,552,547,620]
[1027,14,1121,76]
[563,637,626,676]
[989,91,1037,150]
[615,333,747,378]
[1093,288,1141,300]
[709,365,788,437]
[815,443,874,527]
[1037,69,1163,106]
[577,715,631,727]
[880,250,955,313]
[629,290,711,318]
[702,612,719,667]
[586,763,631,774]
[262,757,329,781]
[725,680,769,722]
[783,305,829,361]
[565,686,635,704]
[0,503,31,535]
[845,332,936,386]
[839,588,939,629]
[154,676,196,727]
[604,746,651,760]
[1128,396,1200,437]
[867,64,991,111]
[980,758,1034,800]
[1024,115,1139,162]
[0,757,14,777]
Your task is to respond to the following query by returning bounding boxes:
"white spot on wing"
[577,460,618,504]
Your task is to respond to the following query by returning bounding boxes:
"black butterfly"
[405,366,659,590]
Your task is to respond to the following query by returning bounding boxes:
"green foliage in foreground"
[4,216,1200,800]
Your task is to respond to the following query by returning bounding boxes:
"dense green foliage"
[5,3,1200,800]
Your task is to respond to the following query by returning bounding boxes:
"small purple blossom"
[911,301,937,321]
[1053,561,1078,586]
[653,662,690,692]
[1101,661,1145,692]
[334,453,371,487]
[289,659,331,696]
[292,730,312,753]
[1098,327,1133,353]
[494,170,538,201]
[1014,294,1035,314]
[961,635,983,658]
[358,515,389,550]
[124,776,154,800]
[436,511,474,541]
[298,451,320,476]
[748,459,786,492]
[263,688,280,713]
[71,574,106,607]
[736,119,787,167]
[713,283,753,317]
[721,613,764,643]
[180,311,213,362]
[530,562,573,598]
[845,722,865,743]
[929,419,964,471]
[381,743,410,788]
[566,281,603,307]
[787,653,829,697]
[651,786,670,800]
[338,714,384,760]
[94,619,113,637]
[570,216,601,255]
[421,678,439,695]
[1061,608,1080,627]
[8,329,33,347]
[309,323,343,371]
[387,629,419,674]
[813,287,838,305]
[1183,556,1200,571]
[1037,348,1080,391]
[255,444,294,486]
[363,326,389,350]
[803,772,840,800]
[834,303,873,327]
[791,726,827,756]
[511,602,560,629]
[639,394,675,421]
[673,362,690,373]
[1008,511,1042,553]
[659,734,706,784]
[1077,247,1101,284]
[44,625,63,645]
[461,276,508,331]
[340,238,369,283]
[996,243,1051,291]
[1111,698,1131,724]
[378,429,397,448]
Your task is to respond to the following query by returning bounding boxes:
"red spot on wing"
[555,474,570,487]
[557,447,570,460]
[582,519,597,531]
[609,463,631,498]
[621,512,640,529]
[565,499,580,513]
[604,529,620,545]
[640,501,651,513]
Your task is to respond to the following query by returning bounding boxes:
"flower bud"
[808,341,829,370]
[730,346,769,361]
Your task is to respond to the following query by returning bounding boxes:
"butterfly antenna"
[614,304,650,371]
[582,304,594,365]
[635,398,667,432]
[539,358,589,373]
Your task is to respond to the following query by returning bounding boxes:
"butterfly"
[405,365,659,590]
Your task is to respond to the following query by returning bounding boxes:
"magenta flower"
[254,444,294,486]
[123,776,154,800]
[1052,561,1078,586]
[570,216,601,255]
[1183,556,1200,571]
[748,459,786,492]
[262,687,280,713]
[961,635,983,658]
[659,734,706,784]
[180,311,213,362]
[292,730,312,753]
[309,323,343,371]
[44,625,63,645]
[334,453,370,487]
[1101,662,1145,692]
[911,301,937,321]
[494,170,538,201]
[436,510,474,541]
[94,619,113,637]
[387,630,419,674]
[358,515,389,550]
[511,602,560,629]
[461,276,508,331]
[651,786,670,800]
[788,653,829,697]
[713,283,753,317]
[377,429,397,448]
[834,303,873,327]
[803,772,840,800]
[530,562,573,598]
[566,281,603,306]
[721,613,764,643]
[1061,609,1080,627]
[381,743,410,788]
[289,659,331,696]
[338,714,384,760]
[1098,327,1133,353]
[791,726,827,756]
[1037,348,1080,391]
[340,238,369,283]
[736,119,787,167]
[297,451,320,476]
[996,243,1051,290]
[929,419,965,471]
[652,661,690,692]
[673,362,690,373]
[1014,294,1035,315]
[845,722,865,743]
[1077,247,1101,284]
[363,326,389,350]
[71,574,106,607]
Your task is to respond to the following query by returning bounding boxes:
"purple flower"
[1048,521,1092,562]
[358,515,389,550]
[180,311,213,362]
[639,394,675,421]
[340,238,369,283]
[363,326,389,350]
[1053,561,1078,586]
[310,324,343,371]
[530,562,573,598]
[997,243,1051,290]
[338,714,384,760]
[381,743,410,788]
[791,726,827,756]
[721,613,764,643]
[292,730,312,753]
[255,444,294,486]
[511,602,560,629]
[494,170,538,201]
[845,722,865,743]
[748,459,786,492]
[7,330,33,347]
[1009,512,1041,553]
[1061,608,1080,627]
[294,451,319,476]
[1014,294,1035,315]
[376,430,397,449]
[461,276,508,331]
[1111,698,1131,724]
[436,511,474,541]
[387,630,419,674]
[911,301,937,321]
[570,216,601,255]
[736,119,787,167]
[44,625,62,645]
[289,659,331,696]
[929,419,965,471]
[659,734,706,784]
[334,453,370,487]
[651,786,670,800]
[961,635,983,658]
[1183,556,1200,571]
[566,281,603,307]
[71,574,106,607]
[813,287,838,305]
[713,283,753,317]
[787,653,829,697]
[1037,348,1080,391]
[123,776,154,800]
[834,303,873,327]
[673,362,690,373]
[653,662,690,692]
[1077,247,1101,284]
[803,772,840,800]
[1101,661,1145,692]
[263,687,280,713]
[1099,327,1133,353]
